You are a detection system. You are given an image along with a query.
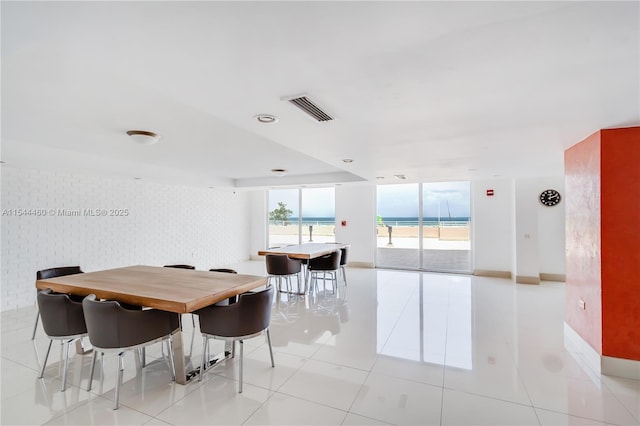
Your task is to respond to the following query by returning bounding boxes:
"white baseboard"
[564,322,640,380]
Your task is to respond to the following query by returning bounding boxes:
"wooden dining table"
[35,265,268,384]
[258,243,349,293]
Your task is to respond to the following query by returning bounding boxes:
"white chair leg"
[31,311,40,340]
[238,340,243,393]
[88,350,97,391]
[266,329,275,368]
[39,339,53,378]
[114,352,124,410]
[61,339,72,391]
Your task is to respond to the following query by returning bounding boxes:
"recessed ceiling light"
[394,174,407,180]
[342,159,354,163]
[376,176,384,180]
[133,177,142,180]
[127,130,160,145]
[255,114,278,124]
[271,168,287,177]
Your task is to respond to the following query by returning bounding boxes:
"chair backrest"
[198,286,274,338]
[265,254,301,275]
[209,268,238,274]
[340,247,348,266]
[82,294,179,350]
[36,266,83,280]
[37,289,87,337]
[309,250,342,271]
[164,264,195,269]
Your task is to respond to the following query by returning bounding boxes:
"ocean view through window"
[268,188,335,247]
[377,181,471,272]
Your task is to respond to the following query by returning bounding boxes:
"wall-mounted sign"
[486,189,494,196]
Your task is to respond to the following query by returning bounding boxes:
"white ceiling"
[2,1,638,188]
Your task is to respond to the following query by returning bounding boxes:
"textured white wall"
[0,167,251,311]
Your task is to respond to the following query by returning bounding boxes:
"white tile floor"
[1,262,639,425]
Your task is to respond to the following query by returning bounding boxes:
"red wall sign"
[486,189,494,196]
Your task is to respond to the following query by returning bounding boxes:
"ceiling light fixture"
[271,168,287,177]
[342,159,354,163]
[127,130,160,145]
[394,174,407,180]
[255,114,278,124]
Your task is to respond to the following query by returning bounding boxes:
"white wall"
[472,179,515,274]
[534,177,566,275]
[249,190,267,260]
[334,185,376,266]
[514,179,542,281]
[513,177,566,281]
[0,167,251,311]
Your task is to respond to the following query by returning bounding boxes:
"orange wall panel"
[600,127,640,360]
[564,131,602,354]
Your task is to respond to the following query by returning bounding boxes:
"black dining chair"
[308,250,342,294]
[265,254,303,294]
[164,264,195,269]
[33,266,84,340]
[209,268,238,274]
[36,288,88,391]
[83,294,180,410]
[195,286,275,392]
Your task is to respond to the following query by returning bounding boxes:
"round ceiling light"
[342,158,354,163]
[127,130,160,145]
[255,114,278,124]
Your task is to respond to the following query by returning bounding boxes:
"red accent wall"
[565,131,602,354]
[565,126,640,361]
[600,128,640,360]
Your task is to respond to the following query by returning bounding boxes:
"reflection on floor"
[2,262,639,425]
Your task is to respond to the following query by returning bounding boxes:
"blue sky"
[377,182,470,217]
[269,182,471,218]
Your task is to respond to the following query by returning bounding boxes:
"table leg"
[171,329,187,385]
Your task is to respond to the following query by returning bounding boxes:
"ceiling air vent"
[285,95,334,122]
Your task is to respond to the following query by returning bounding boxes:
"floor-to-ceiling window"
[268,187,335,247]
[376,181,471,272]
[268,189,300,247]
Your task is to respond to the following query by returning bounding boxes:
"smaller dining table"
[36,265,268,384]
[258,243,349,293]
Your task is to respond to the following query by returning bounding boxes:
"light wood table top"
[258,243,349,260]
[35,265,268,313]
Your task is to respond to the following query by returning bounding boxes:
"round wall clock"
[539,189,561,206]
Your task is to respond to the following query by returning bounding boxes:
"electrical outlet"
[578,300,586,310]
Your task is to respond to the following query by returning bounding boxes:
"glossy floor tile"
[2,262,639,425]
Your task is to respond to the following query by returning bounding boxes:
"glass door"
[376,181,472,272]
[376,183,420,269]
[422,181,472,273]
[268,189,300,247]
[301,188,335,243]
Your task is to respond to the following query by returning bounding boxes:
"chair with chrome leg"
[33,266,84,340]
[36,288,88,391]
[265,254,303,294]
[82,294,180,410]
[308,250,342,294]
[195,286,275,392]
